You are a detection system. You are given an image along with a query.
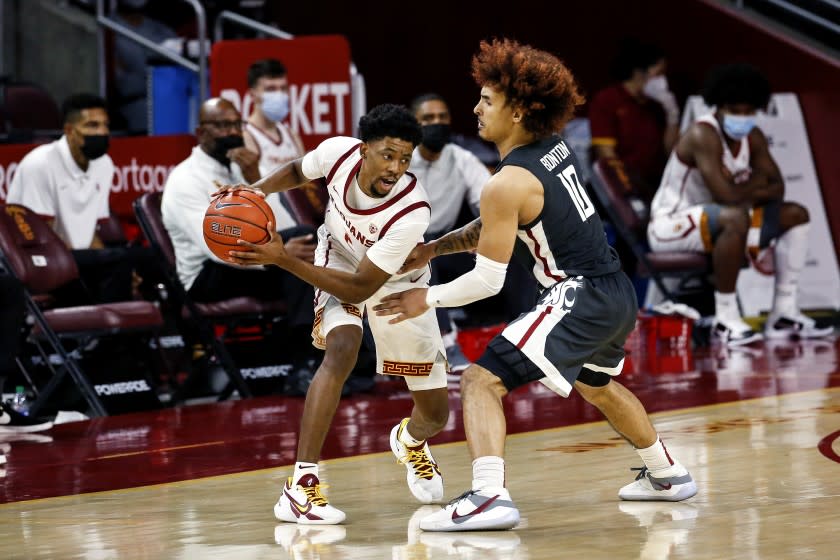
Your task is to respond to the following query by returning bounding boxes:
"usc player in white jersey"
[647,63,832,345]
[222,104,449,525]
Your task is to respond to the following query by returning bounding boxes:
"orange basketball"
[203,190,275,261]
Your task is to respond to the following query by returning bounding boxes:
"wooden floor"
[1,336,839,559]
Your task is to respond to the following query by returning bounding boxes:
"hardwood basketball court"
[1,338,838,559]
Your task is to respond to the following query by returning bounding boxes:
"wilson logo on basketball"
[210,221,242,237]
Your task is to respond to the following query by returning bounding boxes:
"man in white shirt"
[222,104,450,525]
[243,58,309,230]
[6,93,132,303]
[409,93,535,369]
[161,97,317,361]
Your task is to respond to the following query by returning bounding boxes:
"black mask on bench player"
[421,124,451,153]
[210,135,245,166]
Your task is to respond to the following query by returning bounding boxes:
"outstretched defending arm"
[375,167,530,323]
[397,218,484,274]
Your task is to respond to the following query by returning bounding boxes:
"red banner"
[0,135,195,224]
[210,35,353,150]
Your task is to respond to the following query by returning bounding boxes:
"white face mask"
[643,75,669,98]
[261,90,290,123]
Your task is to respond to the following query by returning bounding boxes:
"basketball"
[203,190,275,261]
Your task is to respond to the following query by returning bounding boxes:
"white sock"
[293,461,318,485]
[714,291,741,323]
[398,422,425,448]
[636,437,685,478]
[772,223,809,317]
[472,456,505,490]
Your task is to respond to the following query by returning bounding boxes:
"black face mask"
[80,134,110,160]
[210,135,244,165]
[421,123,451,153]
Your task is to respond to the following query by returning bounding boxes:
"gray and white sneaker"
[619,467,698,502]
[419,487,520,532]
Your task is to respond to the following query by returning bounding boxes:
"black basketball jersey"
[498,135,620,288]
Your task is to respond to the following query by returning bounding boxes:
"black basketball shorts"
[475,271,637,397]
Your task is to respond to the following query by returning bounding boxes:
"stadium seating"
[133,192,287,401]
[0,79,62,142]
[0,204,164,416]
[589,158,712,303]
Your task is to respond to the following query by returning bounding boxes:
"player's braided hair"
[702,63,771,109]
[359,103,422,146]
[471,38,584,136]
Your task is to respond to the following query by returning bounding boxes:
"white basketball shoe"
[273,473,346,525]
[390,418,444,503]
[419,487,520,532]
[764,312,834,339]
[618,466,698,502]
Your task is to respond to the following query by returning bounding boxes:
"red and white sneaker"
[390,418,444,503]
[273,474,346,525]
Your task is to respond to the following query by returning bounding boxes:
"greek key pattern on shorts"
[341,304,363,319]
[311,308,326,348]
[382,361,433,377]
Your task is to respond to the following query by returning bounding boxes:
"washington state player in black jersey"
[375,38,697,531]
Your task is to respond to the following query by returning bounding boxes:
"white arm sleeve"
[425,254,507,308]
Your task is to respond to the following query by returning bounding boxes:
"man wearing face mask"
[407,93,495,371]
[647,63,831,345]
[6,93,135,303]
[589,39,680,202]
[242,58,312,231]
[162,98,318,364]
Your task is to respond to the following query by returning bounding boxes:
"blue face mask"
[722,114,757,140]
[261,90,290,122]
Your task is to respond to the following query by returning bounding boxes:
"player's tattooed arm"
[433,218,482,256]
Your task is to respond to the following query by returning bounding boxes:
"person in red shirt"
[589,40,680,202]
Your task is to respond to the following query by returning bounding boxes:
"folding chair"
[589,159,712,302]
[0,204,164,417]
[285,179,329,227]
[133,192,288,401]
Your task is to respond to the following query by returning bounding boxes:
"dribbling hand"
[228,221,288,267]
[211,180,266,199]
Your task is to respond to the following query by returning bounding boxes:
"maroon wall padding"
[268,0,839,258]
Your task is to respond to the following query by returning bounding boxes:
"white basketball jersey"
[302,137,431,277]
[651,113,751,217]
[245,121,301,229]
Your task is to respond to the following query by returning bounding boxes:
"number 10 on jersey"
[558,165,594,222]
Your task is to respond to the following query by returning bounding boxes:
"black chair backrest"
[285,179,328,227]
[96,212,128,246]
[0,204,79,294]
[591,159,650,237]
[0,81,62,133]
[134,192,176,270]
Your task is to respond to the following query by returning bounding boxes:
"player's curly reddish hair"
[472,38,584,136]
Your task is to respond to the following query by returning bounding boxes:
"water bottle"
[10,386,30,415]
